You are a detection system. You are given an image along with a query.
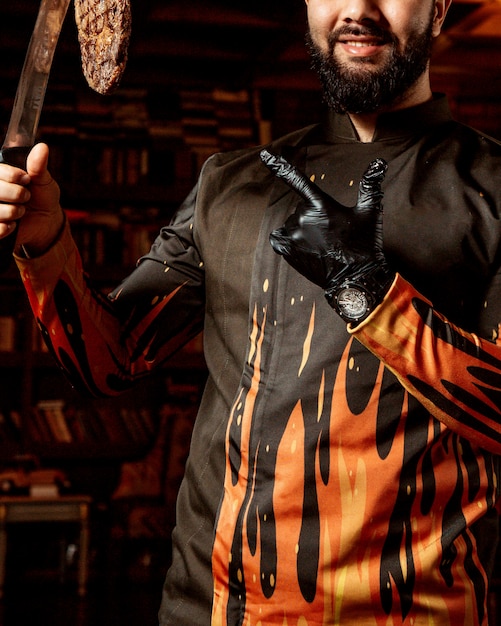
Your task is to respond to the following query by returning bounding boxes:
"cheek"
[385,2,432,36]
[307,2,338,48]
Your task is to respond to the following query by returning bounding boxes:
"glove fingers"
[374,209,385,260]
[356,158,387,213]
[269,226,291,256]
[269,228,328,288]
[260,149,325,207]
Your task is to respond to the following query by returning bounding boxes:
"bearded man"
[1,1,501,624]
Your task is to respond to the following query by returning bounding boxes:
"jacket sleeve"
[15,185,205,398]
[351,273,501,454]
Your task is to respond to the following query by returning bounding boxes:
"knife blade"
[0,0,71,269]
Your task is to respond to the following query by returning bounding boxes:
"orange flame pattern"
[211,277,499,625]
[16,225,499,626]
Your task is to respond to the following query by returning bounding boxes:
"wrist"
[16,213,66,259]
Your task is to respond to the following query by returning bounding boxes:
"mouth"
[332,27,391,59]
[337,36,385,57]
[339,37,382,47]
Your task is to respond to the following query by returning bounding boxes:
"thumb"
[26,143,52,185]
[24,142,61,215]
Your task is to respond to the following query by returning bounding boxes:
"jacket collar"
[322,93,453,143]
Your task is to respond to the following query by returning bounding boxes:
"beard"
[306,16,435,114]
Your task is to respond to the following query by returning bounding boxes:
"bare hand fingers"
[0,168,30,237]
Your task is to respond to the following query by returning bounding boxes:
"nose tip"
[342,0,380,24]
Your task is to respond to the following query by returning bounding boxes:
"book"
[37,400,72,443]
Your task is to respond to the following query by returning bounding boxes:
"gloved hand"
[260,149,394,324]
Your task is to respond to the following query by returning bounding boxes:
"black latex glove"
[260,149,395,324]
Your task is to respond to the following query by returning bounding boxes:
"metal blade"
[1,0,71,156]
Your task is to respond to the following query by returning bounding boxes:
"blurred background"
[0,1,500,624]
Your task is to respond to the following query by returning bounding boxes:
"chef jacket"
[16,94,501,625]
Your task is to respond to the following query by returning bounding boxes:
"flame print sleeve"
[15,209,205,397]
[352,274,501,454]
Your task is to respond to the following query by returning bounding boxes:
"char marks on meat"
[74,0,131,95]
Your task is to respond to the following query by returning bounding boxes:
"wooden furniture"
[0,495,92,597]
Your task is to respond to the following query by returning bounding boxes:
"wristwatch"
[325,261,395,325]
[333,282,374,324]
[326,262,395,325]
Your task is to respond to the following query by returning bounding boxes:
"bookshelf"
[0,273,205,462]
[0,233,208,459]
[0,0,313,486]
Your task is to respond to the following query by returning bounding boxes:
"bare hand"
[0,143,64,256]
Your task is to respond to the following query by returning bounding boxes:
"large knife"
[0,0,72,269]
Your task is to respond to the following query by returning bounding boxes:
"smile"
[338,38,385,58]
[343,40,382,47]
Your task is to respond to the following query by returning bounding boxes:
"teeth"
[346,41,376,47]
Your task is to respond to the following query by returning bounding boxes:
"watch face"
[336,287,369,320]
